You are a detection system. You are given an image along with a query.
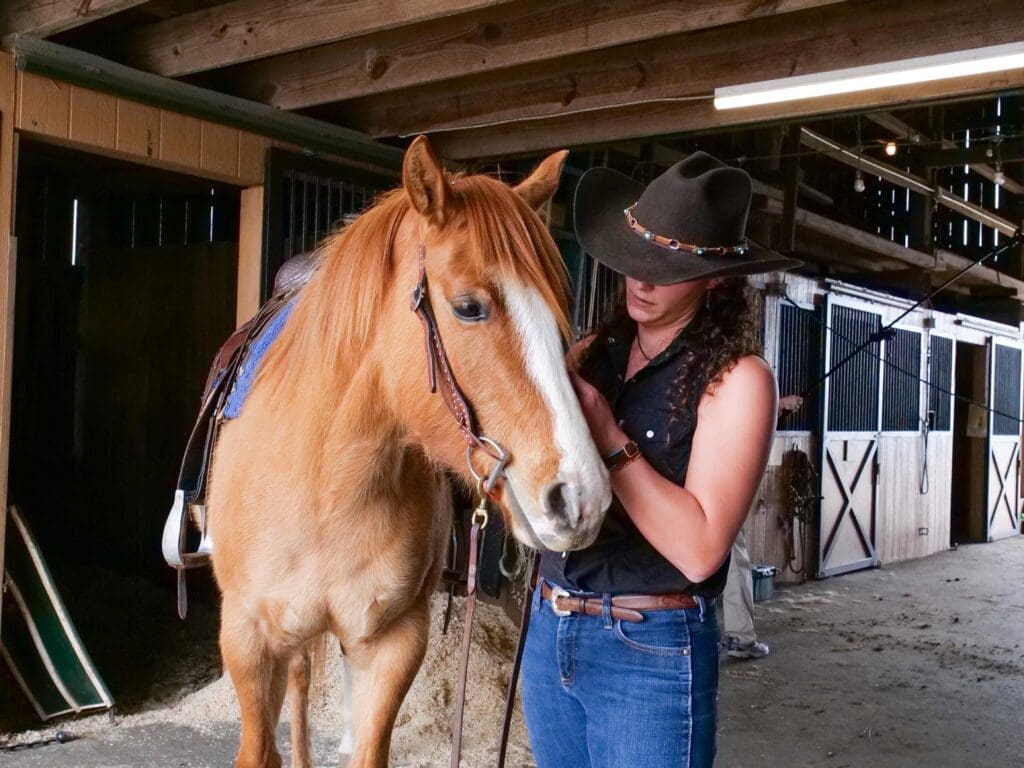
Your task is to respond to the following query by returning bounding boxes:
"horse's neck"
[262,291,406,503]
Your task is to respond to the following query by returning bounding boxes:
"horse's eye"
[451,297,488,322]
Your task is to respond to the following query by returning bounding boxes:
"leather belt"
[540,582,698,623]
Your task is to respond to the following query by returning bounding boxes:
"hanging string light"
[854,116,866,192]
[993,135,1005,186]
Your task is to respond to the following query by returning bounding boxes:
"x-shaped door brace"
[822,440,878,566]
[989,442,1020,530]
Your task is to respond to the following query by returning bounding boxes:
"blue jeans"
[521,580,720,768]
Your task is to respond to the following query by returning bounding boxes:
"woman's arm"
[573,355,777,583]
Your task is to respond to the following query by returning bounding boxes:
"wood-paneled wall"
[14,71,270,186]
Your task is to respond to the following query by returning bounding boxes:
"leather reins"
[409,243,511,768]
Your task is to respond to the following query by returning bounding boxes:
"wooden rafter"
[757,182,1024,298]
[218,0,845,110]
[339,0,1024,157]
[0,0,149,37]
[120,0,516,77]
[799,127,1020,237]
[867,111,1024,194]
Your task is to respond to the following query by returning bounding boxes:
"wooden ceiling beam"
[429,66,1024,161]
[0,0,149,37]
[218,0,845,110]
[341,0,1024,155]
[120,0,515,77]
[911,139,1024,169]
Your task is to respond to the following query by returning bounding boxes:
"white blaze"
[503,280,611,529]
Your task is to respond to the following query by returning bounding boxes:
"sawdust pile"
[127,595,535,767]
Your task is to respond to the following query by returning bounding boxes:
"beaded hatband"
[624,204,749,256]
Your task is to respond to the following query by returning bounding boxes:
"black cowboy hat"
[574,151,802,284]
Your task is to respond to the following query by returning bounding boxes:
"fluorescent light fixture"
[715,42,1024,110]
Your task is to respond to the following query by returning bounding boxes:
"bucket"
[752,565,778,603]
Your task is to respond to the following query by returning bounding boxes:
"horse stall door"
[4,142,240,719]
[817,299,883,578]
[985,339,1023,541]
[952,341,989,544]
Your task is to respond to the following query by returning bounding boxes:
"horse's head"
[388,137,611,551]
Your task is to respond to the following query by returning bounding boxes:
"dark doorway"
[951,341,988,545]
[2,141,238,723]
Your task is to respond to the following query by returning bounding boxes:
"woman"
[521,151,801,768]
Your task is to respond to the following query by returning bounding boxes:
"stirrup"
[161,490,213,619]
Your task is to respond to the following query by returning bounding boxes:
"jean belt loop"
[601,593,613,629]
[533,579,544,613]
[696,594,707,623]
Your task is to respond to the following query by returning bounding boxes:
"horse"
[206,136,613,768]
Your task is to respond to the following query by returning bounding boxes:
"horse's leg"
[345,601,431,768]
[286,647,313,768]
[221,595,288,768]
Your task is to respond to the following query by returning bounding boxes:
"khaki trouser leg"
[723,528,756,646]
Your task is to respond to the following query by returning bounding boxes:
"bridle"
[409,242,510,768]
[410,243,510,495]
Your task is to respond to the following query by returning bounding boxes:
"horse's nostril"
[545,482,581,527]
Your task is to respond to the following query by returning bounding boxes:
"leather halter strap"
[410,244,509,493]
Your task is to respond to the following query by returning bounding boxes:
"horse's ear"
[403,135,452,227]
[514,150,569,210]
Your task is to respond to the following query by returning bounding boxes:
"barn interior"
[0,1,1021,765]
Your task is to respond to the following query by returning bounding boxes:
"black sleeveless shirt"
[539,315,730,598]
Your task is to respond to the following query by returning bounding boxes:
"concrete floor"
[717,536,1024,768]
[3,536,1022,767]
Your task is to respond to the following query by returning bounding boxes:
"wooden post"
[0,52,18,636]
[909,164,935,254]
[237,186,264,326]
[780,125,802,254]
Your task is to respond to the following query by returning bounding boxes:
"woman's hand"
[569,372,627,456]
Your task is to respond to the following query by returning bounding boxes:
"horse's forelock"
[451,175,572,342]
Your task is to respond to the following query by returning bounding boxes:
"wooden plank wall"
[14,72,270,187]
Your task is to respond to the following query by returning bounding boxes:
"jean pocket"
[613,616,693,656]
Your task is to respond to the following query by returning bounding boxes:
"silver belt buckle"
[548,584,572,617]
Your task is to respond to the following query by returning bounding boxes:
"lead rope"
[451,486,490,768]
[495,554,540,768]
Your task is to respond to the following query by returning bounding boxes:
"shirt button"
[645,429,655,438]
[562,552,567,558]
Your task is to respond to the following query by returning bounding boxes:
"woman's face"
[624,276,716,327]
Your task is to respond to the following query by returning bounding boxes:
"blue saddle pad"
[223,298,297,419]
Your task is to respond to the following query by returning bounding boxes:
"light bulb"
[854,170,866,192]
[994,165,1005,186]
[885,141,897,156]
[986,146,994,158]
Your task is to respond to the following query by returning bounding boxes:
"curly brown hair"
[581,276,761,415]
[672,277,762,411]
